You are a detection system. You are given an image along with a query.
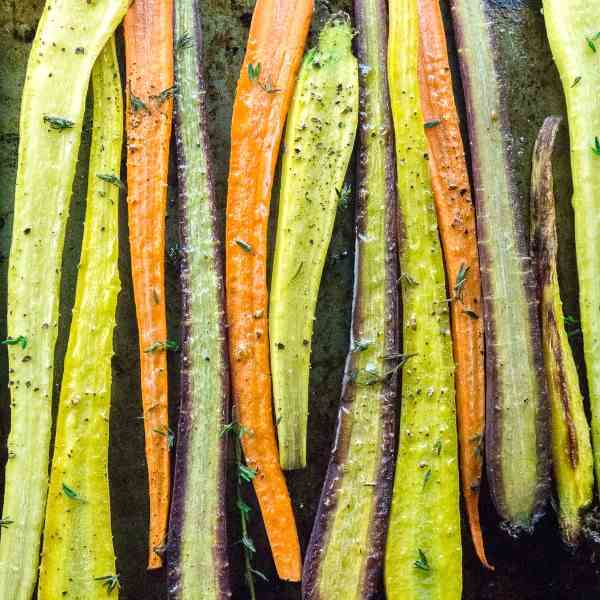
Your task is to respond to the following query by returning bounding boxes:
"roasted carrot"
[417,0,490,569]
[0,2,127,597]
[124,0,174,570]
[225,0,313,582]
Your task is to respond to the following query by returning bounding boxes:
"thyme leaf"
[1,336,27,349]
[144,340,179,353]
[151,85,177,105]
[335,183,352,209]
[587,32,600,52]
[235,239,252,252]
[176,32,193,52]
[97,173,126,192]
[592,136,600,156]
[424,118,441,129]
[571,76,582,88]
[248,62,261,81]
[0,518,13,528]
[43,115,74,130]
[62,483,86,502]
[152,426,175,449]
[454,263,470,301]
[414,548,431,571]
[94,574,120,593]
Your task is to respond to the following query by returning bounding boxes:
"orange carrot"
[124,0,174,570]
[417,0,491,569]
[225,0,313,582]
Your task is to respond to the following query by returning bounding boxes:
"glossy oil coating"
[530,116,594,546]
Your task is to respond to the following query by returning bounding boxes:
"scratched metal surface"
[0,1,599,598]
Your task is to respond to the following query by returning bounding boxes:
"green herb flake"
[571,76,582,88]
[129,84,149,113]
[1,336,28,349]
[97,173,126,192]
[153,426,175,449]
[248,63,261,81]
[454,263,470,301]
[241,535,256,554]
[176,32,193,52]
[423,468,432,488]
[462,309,479,319]
[335,183,352,209]
[351,339,372,353]
[587,32,600,52]
[144,340,179,353]
[62,483,86,502]
[593,137,600,156]
[0,518,13,529]
[43,115,74,130]
[151,85,177,105]
[239,463,257,483]
[235,239,253,253]
[433,440,442,456]
[414,548,431,571]
[94,574,120,593]
[424,118,441,129]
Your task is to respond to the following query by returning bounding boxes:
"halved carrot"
[124,0,174,570]
[417,0,490,569]
[225,0,313,582]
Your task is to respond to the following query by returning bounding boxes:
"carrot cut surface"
[225,0,314,582]
[417,0,490,569]
[124,0,174,570]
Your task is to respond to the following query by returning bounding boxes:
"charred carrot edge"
[124,0,174,570]
[417,0,490,568]
[530,116,594,546]
[542,0,600,503]
[225,0,313,582]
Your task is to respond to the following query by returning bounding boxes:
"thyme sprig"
[151,85,178,105]
[94,574,120,593]
[335,183,352,209]
[153,426,175,449]
[247,62,280,94]
[222,422,267,599]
